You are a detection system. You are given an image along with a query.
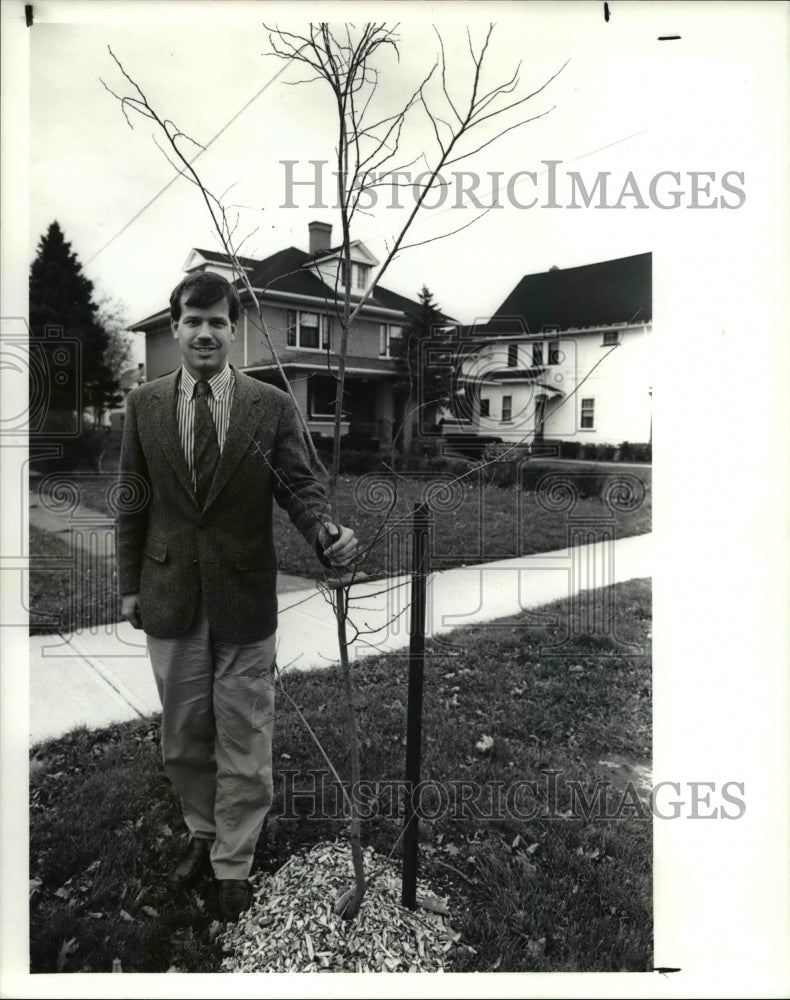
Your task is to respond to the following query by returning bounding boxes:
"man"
[117,271,356,921]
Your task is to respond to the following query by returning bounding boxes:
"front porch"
[243,363,398,448]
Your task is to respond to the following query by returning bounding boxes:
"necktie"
[194,380,220,508]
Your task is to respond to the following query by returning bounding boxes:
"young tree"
[104,21,567,921]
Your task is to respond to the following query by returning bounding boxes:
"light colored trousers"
[146,603,276,880]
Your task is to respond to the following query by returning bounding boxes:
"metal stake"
[402,502,431,908]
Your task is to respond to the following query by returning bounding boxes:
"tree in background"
[30,222,123,425]
[395,285,456,461]
[29,222,123,468]
[96,294,135,410]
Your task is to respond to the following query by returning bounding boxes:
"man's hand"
[319,523,358,566]
[122,593,143,630]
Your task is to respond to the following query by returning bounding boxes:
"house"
[131,223,437,447]
[446,252,652,449]
[108,361,146,432]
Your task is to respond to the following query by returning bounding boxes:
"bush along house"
[131,221,440,451]
[446,252,652,459]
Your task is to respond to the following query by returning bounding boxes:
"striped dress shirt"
[176,364,235,490]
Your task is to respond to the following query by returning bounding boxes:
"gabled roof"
[133,244,455,329]
[240,246,448,319]
[493,252,652,333]
[185,248,260,271]
[304,239,379,267]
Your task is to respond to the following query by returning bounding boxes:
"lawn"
[30,577,652,974]
[30,465,651,631]
[29,524,120,634]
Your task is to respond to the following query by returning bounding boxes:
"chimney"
[308,221,332,255]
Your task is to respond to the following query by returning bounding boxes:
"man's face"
[172,296,236,379]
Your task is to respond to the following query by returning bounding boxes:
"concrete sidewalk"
[28,533,651,746]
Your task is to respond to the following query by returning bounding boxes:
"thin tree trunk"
[333,586,366,919]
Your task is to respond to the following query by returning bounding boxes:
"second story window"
[580,397,595,429]
[548,339,562,365]
[287,311,331,351]
[502,395,512,422]
[380,324,404,358]
[507,344,519,367]
[479,398,490,417]
[602,330,620,345]
[355,264,370,290]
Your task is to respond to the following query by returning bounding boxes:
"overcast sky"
[28,1,777,335]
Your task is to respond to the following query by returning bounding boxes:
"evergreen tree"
[395,285,456,458]
[29,221,120,426]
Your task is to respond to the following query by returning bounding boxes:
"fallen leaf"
[475,735,494,753]
[525,937,546,958]
[56,937,78,972]
[29,878,42,899]
[417,893,449,916]
[141,906,159,918]
[112,957,123,973]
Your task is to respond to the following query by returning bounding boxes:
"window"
[532,342,544,366]
[602,330,620,345]
[502,395,512,422]
[507,344,519,367]
[580,397,595,429]
[354,264,370,290]
[308,376,344,419]
[287,311,331,350]
[548,339,563,365]
[480,398,490,418]
[380,324,404,358]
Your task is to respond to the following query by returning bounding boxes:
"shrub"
[340,432,380,453]
[519,464,547,492]
[336,449,387,475]
[618,441,651,463]
[558,440,581,459]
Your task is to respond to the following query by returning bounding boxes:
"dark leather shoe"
[168,838,212,891]
[218,878,252,921]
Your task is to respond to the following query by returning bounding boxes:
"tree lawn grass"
[30,578,652,973]
[29,467,650,631]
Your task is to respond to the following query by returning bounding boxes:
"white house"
[447,253,652,449]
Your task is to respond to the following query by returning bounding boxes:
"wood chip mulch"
[219,841,460,973]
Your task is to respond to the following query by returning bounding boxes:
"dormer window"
[354,264,370,290]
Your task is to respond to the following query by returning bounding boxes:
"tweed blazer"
[117,366,330,643]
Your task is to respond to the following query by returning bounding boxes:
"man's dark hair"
[170,272,241,324]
